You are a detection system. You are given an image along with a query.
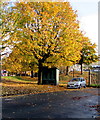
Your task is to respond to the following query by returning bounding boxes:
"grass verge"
[1,76,68,97]
[89,84,100,88]
[1,75,97,97]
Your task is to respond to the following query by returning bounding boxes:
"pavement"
[1,88,100,119]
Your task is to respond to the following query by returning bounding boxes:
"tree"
[79,41,99,74]
[2,2,85,84]
[2,47,38,76]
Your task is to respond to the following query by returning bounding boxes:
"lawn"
[1,76,68,97]
[1,71,99,97]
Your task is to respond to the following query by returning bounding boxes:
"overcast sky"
[67,0,98,48]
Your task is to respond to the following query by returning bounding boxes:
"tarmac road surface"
[2,88,100,119]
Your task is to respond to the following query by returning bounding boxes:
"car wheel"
[78,85,82,89]
[84,84,86,88]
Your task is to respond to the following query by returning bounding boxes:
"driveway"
[2,88,100,119]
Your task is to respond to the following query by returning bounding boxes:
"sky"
[67,0,98,49]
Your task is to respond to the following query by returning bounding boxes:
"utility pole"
[73,69,74,78]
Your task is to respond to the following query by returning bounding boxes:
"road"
[2,88,100,119]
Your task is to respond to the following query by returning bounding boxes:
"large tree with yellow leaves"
[2,2,86,84]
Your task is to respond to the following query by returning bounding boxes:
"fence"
[88,70,99,85]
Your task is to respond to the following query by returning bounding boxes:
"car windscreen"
[70,78,80,82]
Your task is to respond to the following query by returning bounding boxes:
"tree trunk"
[88,69,91,86]
[66,66,69,75]
[31,71,34,78]
[38,61,43,85]
[81,63,83,75]
[24,71,26,76]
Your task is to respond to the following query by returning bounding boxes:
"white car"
[67,77,86,89]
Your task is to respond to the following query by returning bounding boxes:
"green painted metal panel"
[42,67,59,85]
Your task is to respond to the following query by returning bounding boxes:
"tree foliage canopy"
[1,2,98,84]
[2,2,83,65]
[79,42,98,65]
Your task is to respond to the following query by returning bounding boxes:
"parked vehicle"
[67,77,86,89]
